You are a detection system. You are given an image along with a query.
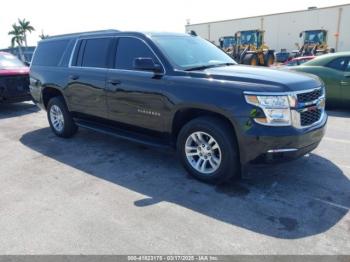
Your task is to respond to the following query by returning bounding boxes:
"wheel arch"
[42,86,66,110]
[170,106,241,161]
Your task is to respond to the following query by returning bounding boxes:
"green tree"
[39,30,49,40]
[17,18,35,48]
[8,24,24,61]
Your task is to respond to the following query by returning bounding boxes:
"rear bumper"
[237,113,327,164]
[29,82,45,110]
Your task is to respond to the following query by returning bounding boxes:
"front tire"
[47,96,78,138]
[177,117,240,184]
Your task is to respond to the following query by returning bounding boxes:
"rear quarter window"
[32,39,69,67]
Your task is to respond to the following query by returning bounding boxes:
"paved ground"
[0,102,349,255]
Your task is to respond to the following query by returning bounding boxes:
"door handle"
[69,75,79,80]
[107,79,121,85]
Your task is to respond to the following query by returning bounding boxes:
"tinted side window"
[81,38,113,68]
[115,38,158,70]
[326,57,347,71]
[32,40,69,67]
[346,59,350,72]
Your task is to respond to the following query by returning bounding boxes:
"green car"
[291,52,350,108]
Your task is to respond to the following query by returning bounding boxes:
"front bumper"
[237,112,327,164]
[0,94,32,104]
[0,75,31,103]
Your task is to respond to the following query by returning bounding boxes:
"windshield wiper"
[184,63,235,71]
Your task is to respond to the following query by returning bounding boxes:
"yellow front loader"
[232,30,275,66]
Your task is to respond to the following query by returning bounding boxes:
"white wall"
[186,4,350,52]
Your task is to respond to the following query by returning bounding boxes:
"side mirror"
[133,57,162,73]
[24,61,31,67]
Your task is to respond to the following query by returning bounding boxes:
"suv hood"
[189,65,322,92]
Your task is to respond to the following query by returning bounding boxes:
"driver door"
[106,37,170,132]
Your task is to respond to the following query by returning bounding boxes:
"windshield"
[0,53,25,69]
[221,36,235,49]
[304,31,325,44]
[240,31,258,45]
[152,36,236,70]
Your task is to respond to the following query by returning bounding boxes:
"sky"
[1,0,350,48]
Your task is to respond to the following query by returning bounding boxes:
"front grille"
[293,87,324,128]
[297,88,322,103]
[300,109,322,126]
[0,75,29,98]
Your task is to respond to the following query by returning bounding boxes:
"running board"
[75,119,172,150]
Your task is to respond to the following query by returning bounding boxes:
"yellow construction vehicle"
[231,30,275,66]
[294,30,335,57]
[219,36,236,55]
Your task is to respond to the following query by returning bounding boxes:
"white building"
[185,4,350,52]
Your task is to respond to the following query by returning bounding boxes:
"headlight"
[245,94,291,126]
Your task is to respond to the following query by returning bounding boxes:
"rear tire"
[177,116,240,184]
[264,53,275,66]
[47,96,78,138]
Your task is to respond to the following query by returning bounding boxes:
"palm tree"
[18,18,35,48]
[8,24,25,61]
[39,30,49,40]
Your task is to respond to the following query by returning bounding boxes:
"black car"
[29,30,327,183]
[0,52,31,103]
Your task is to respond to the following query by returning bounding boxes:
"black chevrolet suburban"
[30,30,327,183]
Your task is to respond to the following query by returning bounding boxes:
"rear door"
[106,37,169,132]
[65,37,114,119]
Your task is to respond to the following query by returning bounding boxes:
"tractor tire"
[243,54,258,66]
[264,53,275,67]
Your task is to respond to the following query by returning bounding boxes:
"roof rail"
[45,29,120,40]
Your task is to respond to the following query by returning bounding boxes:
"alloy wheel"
[50,105,65,132]
[185,131,222,174]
